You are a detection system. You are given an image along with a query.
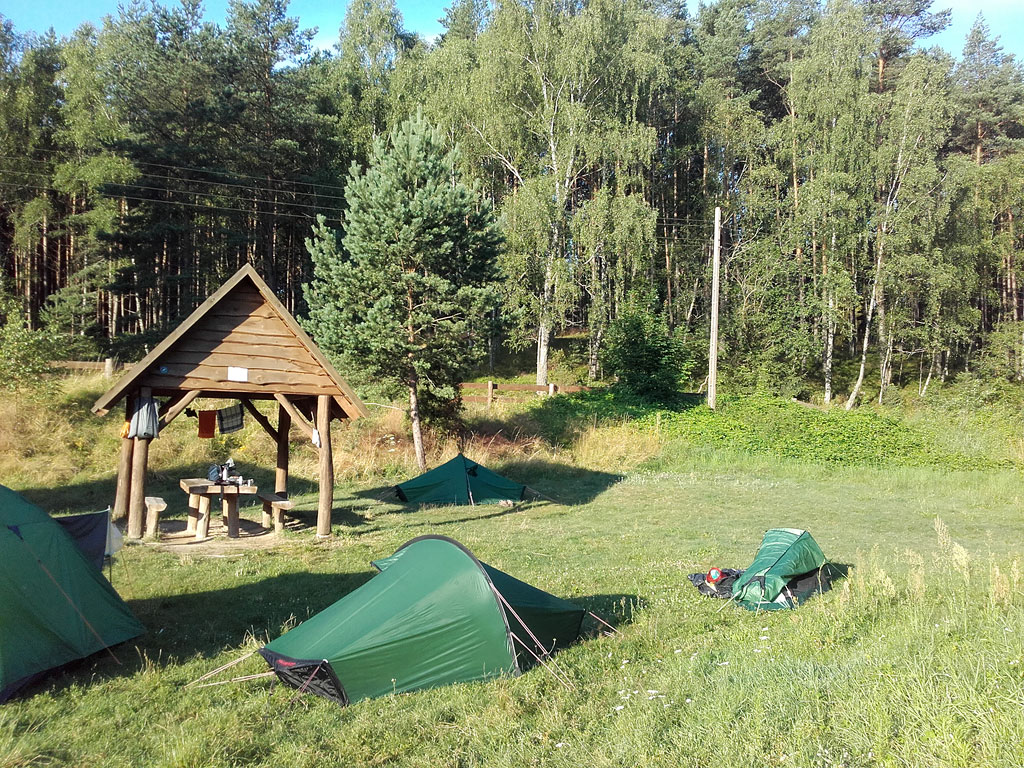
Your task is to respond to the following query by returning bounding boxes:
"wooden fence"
[460,381,589,408]
[49,359,129,376]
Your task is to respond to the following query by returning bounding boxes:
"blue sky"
[3,0,1022,61]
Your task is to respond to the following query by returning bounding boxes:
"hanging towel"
[217,404,244,434]
[198,410,217,439]
[128,396,160,439]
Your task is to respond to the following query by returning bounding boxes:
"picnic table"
[179,478,258,540]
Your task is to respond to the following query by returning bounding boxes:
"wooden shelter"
[93,264,367,539]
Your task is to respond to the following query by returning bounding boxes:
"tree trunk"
[536,321,551,386]
[824,294,835,405]
[408,382,426,471]
[847,251,882,411]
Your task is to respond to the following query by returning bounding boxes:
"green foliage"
[0,289,55,391]
[603,296,691,401]
[304,111,501,432]
[526,388,1014,471]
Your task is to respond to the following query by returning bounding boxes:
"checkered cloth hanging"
[217,404,244,434]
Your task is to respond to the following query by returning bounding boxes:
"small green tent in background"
[1,485,144,702]
[394,454,526,505]
[259,535,584,705]
[730,528,836,611]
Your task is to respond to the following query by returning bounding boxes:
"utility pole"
[708,206,721,410]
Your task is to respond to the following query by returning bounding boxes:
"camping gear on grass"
[731,528,836,610]
[687,567,744,599]
[1,485,144,702]
[393,453,526,506]
[688,528,837,610]
[259,535,584,705]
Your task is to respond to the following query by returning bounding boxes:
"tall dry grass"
[0,375,665,507]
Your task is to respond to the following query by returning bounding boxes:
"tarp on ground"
[0,485,144,702]
[393,454,526,506]
[729,528,834,611]
[259,535,584,705]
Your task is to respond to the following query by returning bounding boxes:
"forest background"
[1,0,1023,407]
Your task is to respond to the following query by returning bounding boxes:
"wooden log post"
[186,493,200,533]
[195,495,212,540]
[223,496,240,539]
[104,357,114,378]
[547,382,556,397]
[127,434,150,539]
[486,380,495,410]
[112,396,134,521]
[127,388,154,540]
[316,394,333,538]
[144,497,167,539]
[113,434,134,521]
[276,403,290,497]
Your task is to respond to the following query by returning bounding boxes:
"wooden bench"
[259,492,295,533]
[144,496,167,540]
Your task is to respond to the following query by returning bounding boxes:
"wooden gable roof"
[93,265,367,419]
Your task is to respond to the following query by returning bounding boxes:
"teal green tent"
[259,535,584,704]
[730,528,835,611]
[1,485,144,702]
[394,454,526,505]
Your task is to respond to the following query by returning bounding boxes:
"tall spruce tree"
[304,112,501,468]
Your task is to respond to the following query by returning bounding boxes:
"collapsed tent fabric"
[394,454,526,505]
[0,485,144,702]
[730,528,836,611]
[259,535,584,705]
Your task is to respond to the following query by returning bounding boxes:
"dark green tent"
[730,528,835,611]
[1,485,144,702]
[259,535,584,705]
[393,454,526,505]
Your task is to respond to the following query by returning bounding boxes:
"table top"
[180,478,258,495]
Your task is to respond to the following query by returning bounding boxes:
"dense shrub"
[527,389,1015,470]
[602,297,692,401]
[0,291,56,391]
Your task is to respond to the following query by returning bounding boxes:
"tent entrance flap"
[258,649,348,704]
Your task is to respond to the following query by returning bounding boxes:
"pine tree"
[304,112,501,469]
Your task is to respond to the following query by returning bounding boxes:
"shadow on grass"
[16,463,321,517]
[575,593,648,631]
[14,580,644,703]
[467,388,706,447]
[8,565,379,703]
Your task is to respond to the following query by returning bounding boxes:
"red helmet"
[706,567,723,584]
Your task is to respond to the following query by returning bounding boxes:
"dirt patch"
[147,515,311,556]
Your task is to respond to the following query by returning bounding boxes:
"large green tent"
[730,528,835,611]
[393,454,526,505]
[259,535,584,705]
[1,485,144,702]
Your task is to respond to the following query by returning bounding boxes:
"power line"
[0,167,344,216]
[0,180,329,223]
[0,147,350,197]
[0,156,347,206]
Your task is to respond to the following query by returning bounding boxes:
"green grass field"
[2,379,1024,767]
